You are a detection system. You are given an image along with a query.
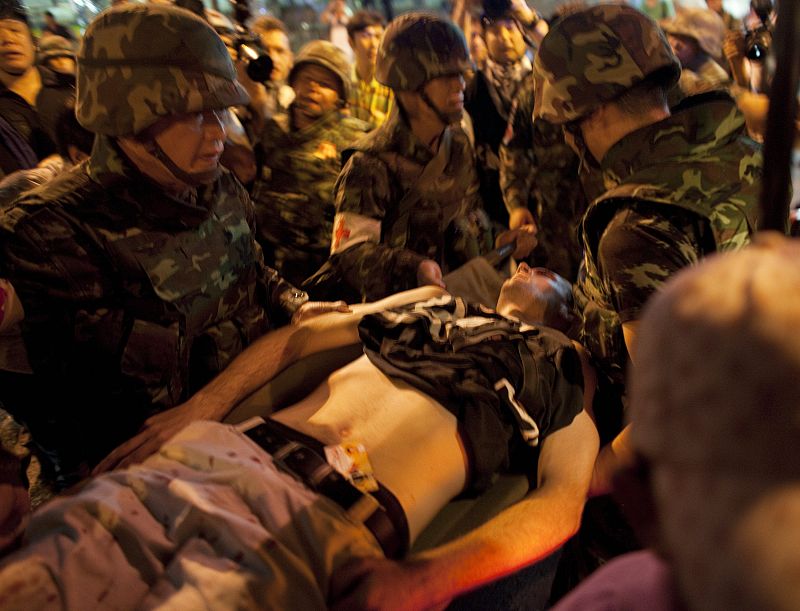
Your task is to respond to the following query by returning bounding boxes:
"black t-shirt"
[359,296,584,494]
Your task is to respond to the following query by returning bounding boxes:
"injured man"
[0,264,599,610]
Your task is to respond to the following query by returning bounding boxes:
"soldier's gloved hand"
[417,260,446,289]
[508,207,537,231]
[496,224,538,260]
[291,300,351,325]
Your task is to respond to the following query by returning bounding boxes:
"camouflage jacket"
[0,135,304,474]
[577,92,762,384]
[499,78,588,279]
[252,109,370,288]
[326,105,487,301]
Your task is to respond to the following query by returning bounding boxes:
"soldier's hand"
[508,207,537,231]
[417,260,446,289]
[723,30,746,62]
[291,300,351,325]
[92,400,215,474]
[496,224,538,260]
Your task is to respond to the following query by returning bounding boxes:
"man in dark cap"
[0,0,74,177]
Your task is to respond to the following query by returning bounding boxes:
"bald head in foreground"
[556,233,800,611]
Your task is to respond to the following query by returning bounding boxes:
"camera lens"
[246,54,274,83]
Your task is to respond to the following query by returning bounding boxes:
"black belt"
[241,418,408,559]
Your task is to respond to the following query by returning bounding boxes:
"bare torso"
[272,354,467,542]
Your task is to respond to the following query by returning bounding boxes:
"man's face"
[349,24,383,70]
[496,263,560,324]
[668,33,699,66]
[484,18,526,65]
[421,73,465,124]
[0,19,34,76]
[258,29,293,83]
[150,110,226,181]
[291,63,341,119]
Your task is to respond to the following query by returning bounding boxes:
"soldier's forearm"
[184,323,307,421]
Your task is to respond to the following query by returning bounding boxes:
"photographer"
[251,16,295,118]
[204,8,277,183]
[722,0,777,143]
[724,0,774,94]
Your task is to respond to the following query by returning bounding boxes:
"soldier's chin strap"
[419,88,455,128]
[562,119,600,177]
[145,137,221,189]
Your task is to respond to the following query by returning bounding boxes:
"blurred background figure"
[705,0,742,31]
[638,0,675,20]
[0,0,75,179]
[250,15,295,116]
[41,10,74,41]
[662,7,730,97]
[347,9,393,129]
[321,0,353,62]
[36,35,76,76]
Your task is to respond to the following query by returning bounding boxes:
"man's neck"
[117,137,195,199]
[587,103,671,164]
[355,59,373,83]
[292,106,321,131]
[496,304,543,326]
[407,114,446,153]
[0,66,41,106]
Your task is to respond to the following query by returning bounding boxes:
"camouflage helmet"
[376,12,472,91]
[288,39,350,101]
[76,3,249,136]
[661,8,726,58]
[532,4,680,125]
[38,35,75,63]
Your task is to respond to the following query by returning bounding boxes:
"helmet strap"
[145,137,221,188]
[563,120,600,176]
[419,88,454,127]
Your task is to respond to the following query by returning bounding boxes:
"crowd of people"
[0,0,794,608]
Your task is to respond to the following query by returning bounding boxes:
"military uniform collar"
[381,105,439,165]
[288,107,342,138]
[601,92,744,189]
[86,134,216,227]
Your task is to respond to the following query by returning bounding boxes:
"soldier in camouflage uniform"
[320,13,525,302]
[464,0,544,231]
[253,40,371,289]
[499,77,590,281]
[0,4,315,486]
[532,3,762,479]
[662,8,731,98]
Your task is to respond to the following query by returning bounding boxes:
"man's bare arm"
[332,410,599,610]
[589,319,640,496]
[94,286,448,473]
